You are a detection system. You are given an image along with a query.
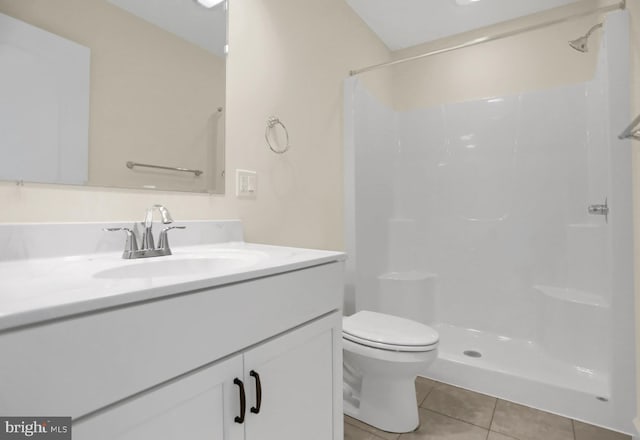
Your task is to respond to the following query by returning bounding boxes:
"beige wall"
[0,0,390,250]
[224,0,390,249]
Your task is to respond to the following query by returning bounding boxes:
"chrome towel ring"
[265,116,290,154]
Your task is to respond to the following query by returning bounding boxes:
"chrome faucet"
[142,204,173,250]
[104,204,185,259]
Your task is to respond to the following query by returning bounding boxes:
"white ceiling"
[107,0,226,57]
[345,0,583,51]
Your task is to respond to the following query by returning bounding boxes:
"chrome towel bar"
[619,114,640,141]
[126,161,203,176]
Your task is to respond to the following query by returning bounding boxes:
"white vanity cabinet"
[74,354,245,440]
[242,314,338,440]
[0,259,344,440]
[73,313,340,440]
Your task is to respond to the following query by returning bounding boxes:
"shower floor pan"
[423,323,616,431]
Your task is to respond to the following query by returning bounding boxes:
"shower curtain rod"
[349,0,625,76]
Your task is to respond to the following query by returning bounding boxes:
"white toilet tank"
[377,271,437,325]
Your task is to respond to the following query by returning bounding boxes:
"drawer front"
[0,262,343,418]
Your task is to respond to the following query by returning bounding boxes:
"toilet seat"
[343,332,437,352]
[343,311,439,353]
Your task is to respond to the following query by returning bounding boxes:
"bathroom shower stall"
[344,10,635,434]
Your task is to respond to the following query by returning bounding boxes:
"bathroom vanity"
[0,220,345,440]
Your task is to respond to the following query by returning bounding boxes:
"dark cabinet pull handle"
[233,378,246,423]
[250,370,262,414]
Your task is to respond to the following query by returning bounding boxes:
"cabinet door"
[243,314,342,440]
[73,354,244,440]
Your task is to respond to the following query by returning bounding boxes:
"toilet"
[342,310,439,433]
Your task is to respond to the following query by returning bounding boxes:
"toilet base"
[344,373,420,433]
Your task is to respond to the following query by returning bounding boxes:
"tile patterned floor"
[344,378,631,440]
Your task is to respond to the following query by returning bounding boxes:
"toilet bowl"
[342,311,439,433]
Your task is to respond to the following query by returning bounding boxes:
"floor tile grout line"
[481,399,520,440]
[421,381,439,403]
[571,418,576,440]
[419,385,498,432]
[489,430,520,440]
[418,379,449,408]
[487,397,498,432]
[489,421,527,438]
[421,407,493,432]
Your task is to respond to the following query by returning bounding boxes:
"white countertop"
[0,241,345,332]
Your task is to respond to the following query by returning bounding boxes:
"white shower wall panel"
[391,107,445,221]
[352,82,398,312]
[441,96,518,223]
[391,79,611,340]
[351,19,617,361]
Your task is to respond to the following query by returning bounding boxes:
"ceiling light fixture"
[196,0,224,8]
[455,0,481,5]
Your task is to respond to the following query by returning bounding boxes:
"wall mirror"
[0,0,226,193]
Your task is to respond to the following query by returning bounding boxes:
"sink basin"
[94,252,265,279]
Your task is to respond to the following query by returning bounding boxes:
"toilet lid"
[342,311,439,350]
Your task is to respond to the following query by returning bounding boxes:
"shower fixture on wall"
[568,23,603,52]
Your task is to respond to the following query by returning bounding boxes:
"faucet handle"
[158,226,186,252]
[103,227,139,257]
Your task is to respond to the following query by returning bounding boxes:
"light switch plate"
[236,169,257,198]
